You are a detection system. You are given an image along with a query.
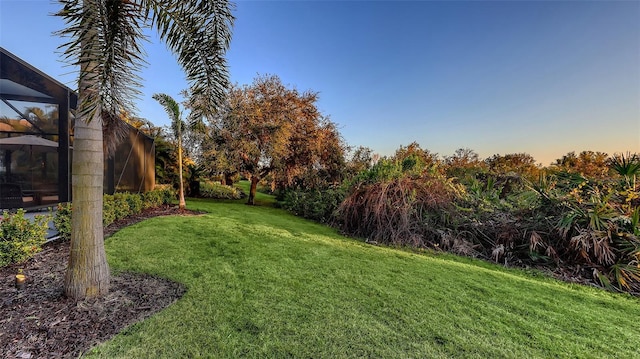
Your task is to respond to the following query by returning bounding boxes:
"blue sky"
[1,0,638,165]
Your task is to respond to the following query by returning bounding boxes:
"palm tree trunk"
[64,39,109,299]
[177,137,186,209]
[65,108,110,299]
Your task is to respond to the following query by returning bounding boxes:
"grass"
[89,195,640,358]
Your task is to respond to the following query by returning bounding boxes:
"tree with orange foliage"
[211,75,344,204]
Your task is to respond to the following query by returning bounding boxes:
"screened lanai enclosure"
[0,47,155,210]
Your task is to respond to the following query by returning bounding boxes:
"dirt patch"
[0,205,200,359]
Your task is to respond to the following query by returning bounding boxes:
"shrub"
[545,177,640,292]
[103,195,117,226]
[54,187,176,239]
[329,145,640,294]
[336,175,458,247]
[282,186,345,223]
[143,186,172,208]
[116,193,133,220]
[53,203,72,241]
[103,192,143,225]
[346,158,405,187]
[449,172,640,293]
[124,192,144,215]
[199,181,242,199]
[104,193,130,223]
[0,209,50,266]
[142,190,162,209]
[154,184,177,204]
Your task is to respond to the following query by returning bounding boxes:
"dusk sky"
[1,0,638,165]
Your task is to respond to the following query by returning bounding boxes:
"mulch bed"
[0,205,200,359]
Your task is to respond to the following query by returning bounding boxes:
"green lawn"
[89,197,640,358]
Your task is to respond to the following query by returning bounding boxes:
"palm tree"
[153,93,186,209]
[57,0,234,299]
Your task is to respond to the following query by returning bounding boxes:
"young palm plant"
[610,152,640,189]
[56,0,233,299]
[153,94,186,209]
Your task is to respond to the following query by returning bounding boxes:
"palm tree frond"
[57,0,147,152]
[145,0,234,119]
[610,152,640,177]
[152,93,185,137]
[102,111,130,157]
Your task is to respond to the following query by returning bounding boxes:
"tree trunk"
[247,176,259,205]
[65,106,110,299]
[189,179,200,197]
[224,172,234,186]
[177,137,186,209]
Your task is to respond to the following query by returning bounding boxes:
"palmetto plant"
[510,172,640,292]
[610,152,640,189]
[608,207,640,290]
[554,180,640,291]
[56,0,233,299]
